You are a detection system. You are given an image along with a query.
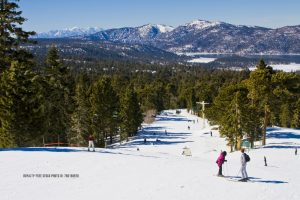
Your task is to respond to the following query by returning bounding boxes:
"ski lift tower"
[196,101,209,129]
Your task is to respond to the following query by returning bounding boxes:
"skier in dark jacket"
[88,134,95,152]
[216,151,227,177]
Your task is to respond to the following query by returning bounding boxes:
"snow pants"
[218,165,223,176]
[241,164,248,179]
[88,141,95,151]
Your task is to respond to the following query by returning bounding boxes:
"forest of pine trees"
[0,0,299,149]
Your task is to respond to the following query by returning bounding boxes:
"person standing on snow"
[216,151,227,177]
[88,134,95,152]
[240,148,248,181]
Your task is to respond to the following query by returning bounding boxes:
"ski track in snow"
[0,109,300,200]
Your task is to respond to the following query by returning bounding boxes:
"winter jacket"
[88,135,94,141]
[241,153,247,166]
[216,153,225,167]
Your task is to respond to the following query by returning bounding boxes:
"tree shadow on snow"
[100,149,161,159]
[263,145,300,149]
[139,126,191,141]
[267,131,300,139]
[142,126,165,131]
[127,140,194,146]
[156,116,190,122]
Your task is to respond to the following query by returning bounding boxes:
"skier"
[264,156,267,166]
[188,126,190,130]
[88,134,95,152]
[295,148,297,155]
[216,151,227,177]
[240,148,248,181]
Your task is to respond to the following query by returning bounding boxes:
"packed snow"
[0,110,299,200]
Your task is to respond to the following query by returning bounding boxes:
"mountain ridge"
[32,19,300,55]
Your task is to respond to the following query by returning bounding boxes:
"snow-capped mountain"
[185,19,223,30]
[32,20,300,56]
[84,20,300,54]
[34,27,103,38]
[88,24,174,43]
[155,20,273,54]
[152,20,300,54]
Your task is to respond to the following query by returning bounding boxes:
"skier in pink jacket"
[216,151,227,177]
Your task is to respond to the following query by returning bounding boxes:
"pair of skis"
[216,175,251,182]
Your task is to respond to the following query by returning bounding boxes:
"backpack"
[244,153,250,162]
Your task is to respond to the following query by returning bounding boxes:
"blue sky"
[19,0,300,32]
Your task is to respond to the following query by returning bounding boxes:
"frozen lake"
[187,57,217,63]
[249,63,300,72]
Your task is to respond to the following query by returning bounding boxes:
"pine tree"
[0,61,45,147]
[89,76,119,147]
[207,83,260,151]
[245,60,275,145]
[44,46,74,145]
[69,74,91,146]
[120,86,143,141]
[186,87,197,113]
[0,0,35,72]
[291,99,300,128]
[272,71,299,127]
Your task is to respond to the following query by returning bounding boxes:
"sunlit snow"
[1,110,299,200]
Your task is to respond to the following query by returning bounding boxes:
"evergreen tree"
[0,0,35,72]
[206,83,260,151]
[68,74,91,146]
[291,99,300,128]
[245,60,275,145]
[89,76,119,147]
[186,87,197,113]
[138,81,166,113]
[0,61,45,147]
[44,46,74,145]
[272,71,299,127]
[120,86,143,141]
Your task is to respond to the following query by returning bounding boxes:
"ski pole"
[225,162,229,176]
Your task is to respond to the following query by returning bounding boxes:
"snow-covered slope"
[34,27,103,38]
[1,110,299,200]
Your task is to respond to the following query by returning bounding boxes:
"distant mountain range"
[34,27,103,38]
[30,20,300,64]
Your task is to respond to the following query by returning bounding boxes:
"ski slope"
[1,110,300,200]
